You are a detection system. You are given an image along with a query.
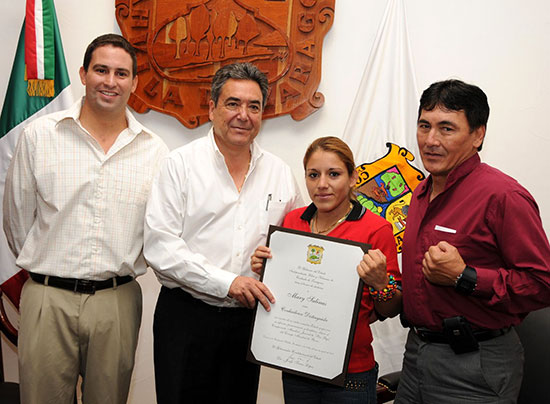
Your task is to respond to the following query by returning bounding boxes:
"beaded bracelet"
[369,274,397,302]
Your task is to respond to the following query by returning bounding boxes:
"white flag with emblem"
[342,0,423,376]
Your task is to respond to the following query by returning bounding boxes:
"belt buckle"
[74,279,96,294]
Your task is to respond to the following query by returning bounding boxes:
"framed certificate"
[247,225,370,386]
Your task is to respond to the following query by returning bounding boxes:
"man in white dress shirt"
[3,34,168,404]
[144,62,303,404]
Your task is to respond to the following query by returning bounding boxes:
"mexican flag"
[0,0,72,308]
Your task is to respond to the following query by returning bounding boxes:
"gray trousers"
[395,328,524,404]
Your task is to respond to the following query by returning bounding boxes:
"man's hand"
[228,276,275,311]
[422,241,465,286]
[357,249,388,291]
[250,245,272,275]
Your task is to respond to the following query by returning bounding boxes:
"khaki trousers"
[18,278,142,404]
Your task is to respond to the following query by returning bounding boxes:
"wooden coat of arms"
[115,0,335,128]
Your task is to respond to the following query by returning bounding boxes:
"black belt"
[413,326,510,344]
[30,272,133,294]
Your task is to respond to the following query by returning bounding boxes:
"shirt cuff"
[472,266,498,298]
[215,270,239,298]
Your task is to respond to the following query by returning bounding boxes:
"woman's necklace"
[312,202,353,234]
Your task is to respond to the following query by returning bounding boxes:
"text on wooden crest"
[115,0,335,128]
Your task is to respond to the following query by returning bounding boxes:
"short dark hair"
[211,63,269,108]
[83,34,137,77]
[419,79,489,151]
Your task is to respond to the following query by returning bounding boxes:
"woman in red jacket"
[251,136,402,403]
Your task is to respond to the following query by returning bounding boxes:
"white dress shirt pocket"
[112,164,153,207]
[258,198,288,237]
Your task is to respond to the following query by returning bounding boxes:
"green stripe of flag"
[0,6,69,138]
[43,0,55,79]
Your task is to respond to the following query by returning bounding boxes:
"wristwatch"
[455,265,477,295]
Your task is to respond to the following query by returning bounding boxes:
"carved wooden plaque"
[115,0,335,128]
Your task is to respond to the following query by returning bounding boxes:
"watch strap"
[455,265,477,295]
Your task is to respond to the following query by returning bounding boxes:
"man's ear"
[208,99,215,121]
[473,125,486,150]
[79,66,86,86]
[131,74,138,93]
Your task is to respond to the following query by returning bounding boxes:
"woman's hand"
[357,249,388,290]
[250,245,272,275]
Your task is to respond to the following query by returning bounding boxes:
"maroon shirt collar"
[418,153,481,199]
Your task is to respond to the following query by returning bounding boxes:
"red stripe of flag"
[25,0,38,79]
[0,270,28,310]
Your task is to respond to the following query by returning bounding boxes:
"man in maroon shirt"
[395,79,550,404]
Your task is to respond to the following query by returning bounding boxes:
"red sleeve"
[370,222,401,281]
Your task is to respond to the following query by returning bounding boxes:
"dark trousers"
[153,286,260,404]
[282,365,379,404]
